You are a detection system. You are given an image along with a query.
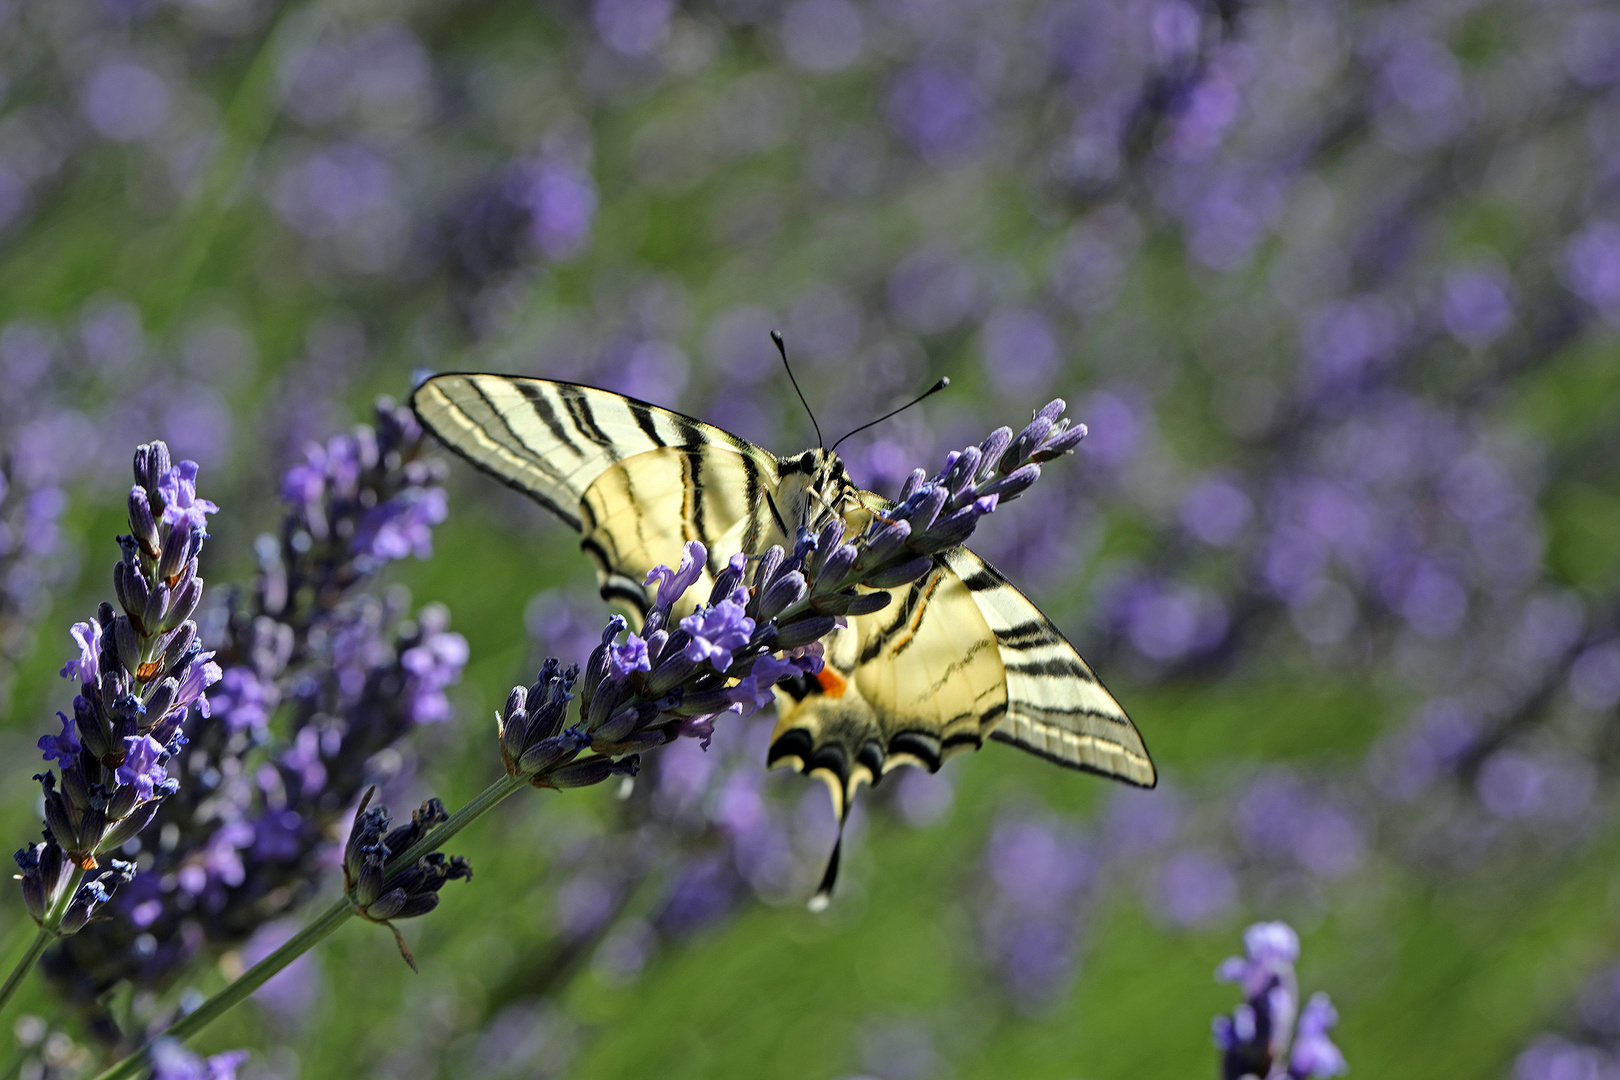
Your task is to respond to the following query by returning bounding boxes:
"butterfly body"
[412,372,1154,850]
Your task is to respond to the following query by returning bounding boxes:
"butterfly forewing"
[413,373,784,612]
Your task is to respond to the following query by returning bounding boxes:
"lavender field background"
[2,0,1620,1075]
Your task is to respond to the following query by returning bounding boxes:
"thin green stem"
[0,928,52,1019]
[89,770,533,1080]
[0,865,85,1018]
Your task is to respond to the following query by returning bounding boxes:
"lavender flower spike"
[15,440,219,937]
[1213,921,1346,1080]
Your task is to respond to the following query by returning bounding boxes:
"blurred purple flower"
[352,486,447,561]
[1440,264,1515,347]
[1182,475,1254,546]
[1476,749,1596,823]
[272,144,396,237]
[886,65,984,161]
[1563,221,1620,318]
[1569,642,1620,711]
[148,1040,248,1080]
[1514,1037,1615,1080]
[980,309,1060,396]
[399,607,468,724]
[1154,849,1237,928]
[515,159,598,261]
[781,0,864,73]
[593,0,673,57]
[242,920,322,1020]
[211,666,281,735]
[83,61,169,142]
[888,248,981,334]
[1303,296,1402,387]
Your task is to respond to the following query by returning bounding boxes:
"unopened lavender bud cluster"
[343,793,471,970]
[15,441,220,933]
[1213,922,1347,1080]
[803,399,1089,609]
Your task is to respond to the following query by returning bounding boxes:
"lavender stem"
[0,865,83,1016]
[89,771,530,1080]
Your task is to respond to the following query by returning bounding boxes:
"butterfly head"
[778,448,865,534]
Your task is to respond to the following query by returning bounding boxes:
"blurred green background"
[2,0,1620,1076]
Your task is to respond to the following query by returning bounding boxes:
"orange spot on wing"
[813,667,847,698]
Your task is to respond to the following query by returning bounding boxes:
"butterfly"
[411,372,1155,895]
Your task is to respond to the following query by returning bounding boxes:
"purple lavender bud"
[164,575,202,631]
[756,570,808,621]
[344,804,389,884]
[593,705,644,743]
[1005,401,1064,466]
[1289,993,1347,1078]
[38,713,80,770]
[752,545,785,592]
[160,621,197,674]
[814,519,846,564]
[156,520,191,583]
[979,462,1041,502]
[135,441,171,494]
[364,887,408,920]
[643,628,670,665]
[128,486,160,556]
[105,780,142,822]
[912,505,983,553]
[708,552,749,606]
[862,518,912,563]
[548,754,640,789]
[60,620,103,686]
[645,541,706,610]
[609,633,652,683]
[115,563,147,626]
[775,614,840,650]
[897,468,927,503]
[865,557,935,589]
[112,616,140,677]
[517,728,591,776]
[978,427,1014,475]
[142,583,170,636]
[818,543,859,587]
[59,861,134,935]
[14,841,70,923]
[1030,421,1086,461]
[499,686,531,760]
[673,686,738,715]
[945,446,983,499]
[728,653,801,713]
[155,461,219,534]
[898,484,948,533]
[40,781,77,854]
[679,600,755,674]
[643,649,700,697]
[116,734,169,801]
[144,678,177,721]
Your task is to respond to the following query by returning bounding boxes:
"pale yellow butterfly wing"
[939,546,1155,787]
[412,373,786,612]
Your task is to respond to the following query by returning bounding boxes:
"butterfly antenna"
[772,330,824,448]
[828,376,951,454]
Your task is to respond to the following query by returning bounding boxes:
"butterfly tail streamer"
[809,833,842,913]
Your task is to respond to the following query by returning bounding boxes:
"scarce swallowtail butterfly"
[410,372,1155,898]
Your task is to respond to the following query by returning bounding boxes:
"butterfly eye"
[798,452,816,472]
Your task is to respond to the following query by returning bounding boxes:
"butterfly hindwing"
[413,373,785,613]
[939,546,1155,787]
[768,558,1011,821]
